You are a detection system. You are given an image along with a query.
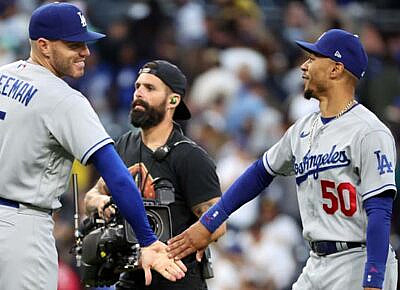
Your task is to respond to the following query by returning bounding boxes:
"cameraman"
[85,60,226,289]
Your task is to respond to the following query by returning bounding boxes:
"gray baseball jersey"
[0,60,113,209]
[263,103,397,242]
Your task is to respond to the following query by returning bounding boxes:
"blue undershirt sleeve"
[89,144,157,247]
[200,158,274,232]
[362,193,393,288]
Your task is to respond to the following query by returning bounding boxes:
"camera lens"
[146,209,163,238]
[124,206,172,244]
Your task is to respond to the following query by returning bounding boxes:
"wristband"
[200,202,229,233]
[363,262,386,288]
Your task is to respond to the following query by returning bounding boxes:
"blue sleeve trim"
[200,158,274,232]
[262,152,279,175]
[90,144,157,246]
[81,137,113,165]
[361,184,397,197]
[362,194,393,288]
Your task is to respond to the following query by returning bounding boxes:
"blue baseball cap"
[29,2,105,42]
[296,29,368,79]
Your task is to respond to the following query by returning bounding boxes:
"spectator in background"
[0,0,30,59]
[358,22,400,122]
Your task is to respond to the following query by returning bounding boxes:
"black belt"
[0,196,53,215]
[0,196,19,208]
[309,241,365,256]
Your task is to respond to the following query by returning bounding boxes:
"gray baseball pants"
[0,204,58,289]
[293,246,398,290]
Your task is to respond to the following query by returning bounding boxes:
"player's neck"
[319,87,355,118]
[141,121,174,151]
[28,54,60,78]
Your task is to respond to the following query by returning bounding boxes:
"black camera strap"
[137,126,176,196]
[138,141,157,196]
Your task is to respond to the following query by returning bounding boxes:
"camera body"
[125,177,175,245]
[79,178,175,287]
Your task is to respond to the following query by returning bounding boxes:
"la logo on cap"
[77,11,87,27]
[334,51,342,58]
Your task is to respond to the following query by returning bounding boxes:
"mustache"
[132,99,149,110]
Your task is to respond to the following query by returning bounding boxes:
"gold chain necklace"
[308,99,357,149]
[335,99,358,119]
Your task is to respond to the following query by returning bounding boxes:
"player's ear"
[35,38,52,58]
[330,62,345,79]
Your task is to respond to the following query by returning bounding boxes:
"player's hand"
[140,240,187,285]
[95,195,115,220]
[364,288,380,290]
[167,221,212,260]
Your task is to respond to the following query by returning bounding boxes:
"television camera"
[72,176,175,287]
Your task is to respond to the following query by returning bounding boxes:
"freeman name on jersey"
[0,73,38,107]
[294,144,351,185]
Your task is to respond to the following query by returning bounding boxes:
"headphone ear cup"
[153,145,170,161]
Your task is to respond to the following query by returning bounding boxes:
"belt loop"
[335,241,348,252]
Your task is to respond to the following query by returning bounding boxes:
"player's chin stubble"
[52,50,83,78]
[304,89,317,100]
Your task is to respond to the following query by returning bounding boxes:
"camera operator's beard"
[130,99,167,130]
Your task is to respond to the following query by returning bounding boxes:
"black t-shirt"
[115,126,222,241]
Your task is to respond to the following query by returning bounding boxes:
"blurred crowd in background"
[1,0,400,289]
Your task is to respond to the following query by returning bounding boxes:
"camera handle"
[103,197,118,215]
[72,173,83,267]
[200,247,214,279]
[123,243,141,270]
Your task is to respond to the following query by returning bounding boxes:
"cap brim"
[295,40,329,57]
[173,101,191,120]
[61,30,105,42]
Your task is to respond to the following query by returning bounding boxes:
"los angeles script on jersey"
[0,73,37,107]
[294,145,350,185]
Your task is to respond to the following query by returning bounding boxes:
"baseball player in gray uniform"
[0,3,185,289]
[167,29,398,290]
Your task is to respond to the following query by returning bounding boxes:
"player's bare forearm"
[364,288,380,290]
[166,197,226,260]
[210,221,226,241]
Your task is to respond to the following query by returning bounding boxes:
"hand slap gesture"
[167,221,212,260]
[140,240,187,285]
